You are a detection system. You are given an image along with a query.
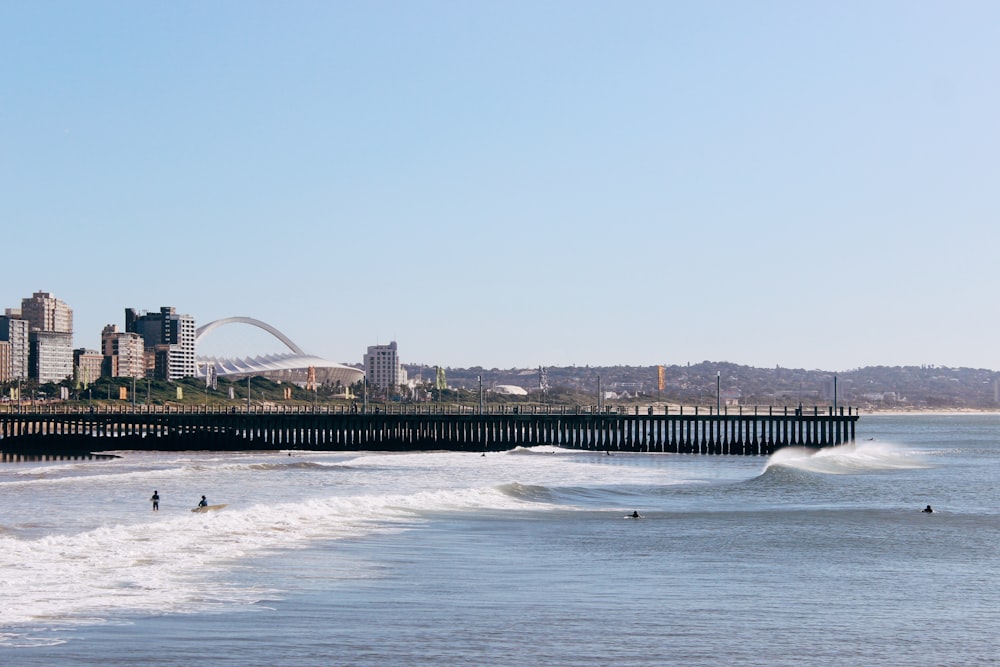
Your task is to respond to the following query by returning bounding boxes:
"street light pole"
[716,371,721,414]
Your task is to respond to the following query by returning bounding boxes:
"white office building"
[364,341,407,390]
[30,331,74,383]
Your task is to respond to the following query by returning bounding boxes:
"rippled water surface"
[2,414,998,665]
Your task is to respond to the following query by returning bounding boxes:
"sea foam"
[765,440,928,475]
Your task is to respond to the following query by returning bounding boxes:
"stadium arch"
[195,317,363,389]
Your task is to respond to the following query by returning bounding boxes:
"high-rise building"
[364,341,405,389]
[20,291,73,333]
[125,307,195,380]
[101,325,146,378]
[17,292,74,383]
[30,331,74,383]
[0,316,29,380]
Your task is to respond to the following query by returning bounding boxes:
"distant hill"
[16,362,1000,411]
[404,362,1000,411]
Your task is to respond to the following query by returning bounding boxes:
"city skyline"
[7,289,1000,378]
[4,3,1000,372]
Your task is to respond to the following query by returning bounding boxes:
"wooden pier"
[0,406,858,458]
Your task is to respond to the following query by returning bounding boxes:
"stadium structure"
[195,317,363,389]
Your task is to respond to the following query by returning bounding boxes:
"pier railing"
[0,405,858,459]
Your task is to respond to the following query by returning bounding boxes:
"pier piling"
[0,406,858,457]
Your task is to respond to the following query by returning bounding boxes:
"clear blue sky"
[3,2,998,371]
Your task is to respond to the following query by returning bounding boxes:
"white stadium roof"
[195,317,364,387]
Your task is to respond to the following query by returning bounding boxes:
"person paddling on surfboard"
[922,505,934,513]
[198,495,208,508]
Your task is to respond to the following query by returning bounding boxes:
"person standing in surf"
[151,490,160,511]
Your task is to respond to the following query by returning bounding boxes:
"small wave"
[507,446,573,456]
[495,482,555,502]
[0,632,68,648]
[247,461,350,472]
[764,441,928,475]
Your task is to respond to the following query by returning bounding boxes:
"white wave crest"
[765,441,928,474]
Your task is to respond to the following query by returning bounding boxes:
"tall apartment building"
[125,307,196,380]
[30,331,74,383]
[364,341,407,389]
[101,325,146,378]
[20,291,73,334]
[18,292,74,383]
[0,315,29,380]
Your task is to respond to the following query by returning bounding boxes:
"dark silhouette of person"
[631,511,640,518]
[922,505,934,513]
[151,490,160,511]
[199,495,208,508]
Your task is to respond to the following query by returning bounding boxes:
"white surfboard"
[191,504,228,513]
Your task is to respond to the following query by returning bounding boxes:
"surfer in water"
[150,490,159,511]
[630,511,641,519]
[198,495,208,508]
[922,505,934,513]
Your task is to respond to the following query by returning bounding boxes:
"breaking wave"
[764,441,928,475]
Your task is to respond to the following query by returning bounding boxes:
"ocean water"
[1,413,999,666]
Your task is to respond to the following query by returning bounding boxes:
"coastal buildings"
[100,325,145,378]
[73,348,103,387]
[364,341,406,390]
[125,307,196,380]
[20,291,73,334]
[31,331,74,383]
[16,292,74,384]
[0,341,9,384]
[0,315,29,381]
